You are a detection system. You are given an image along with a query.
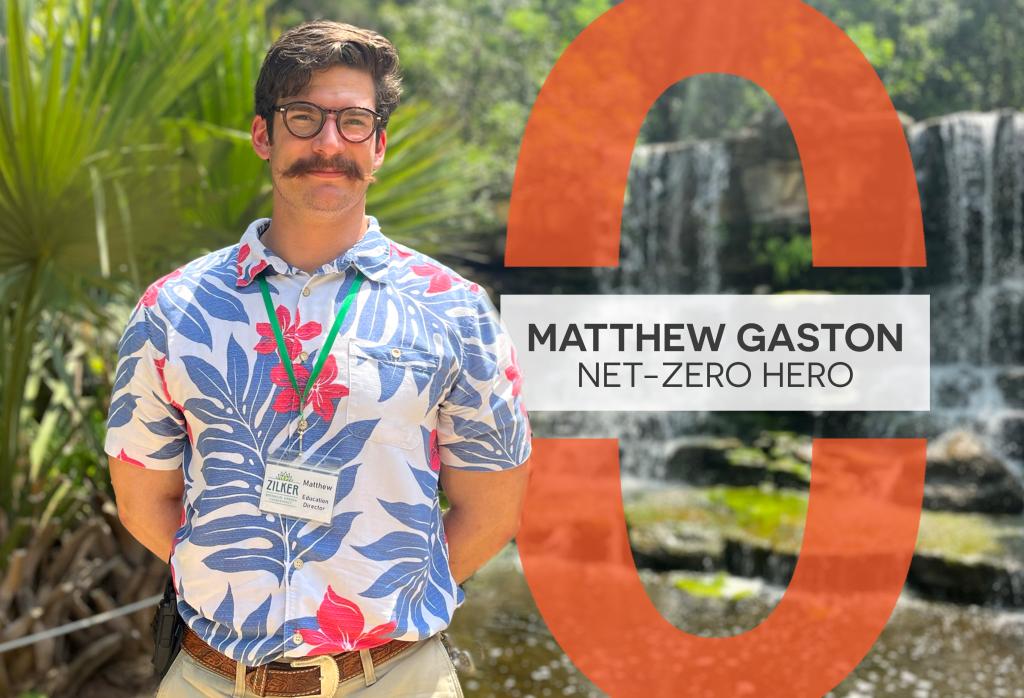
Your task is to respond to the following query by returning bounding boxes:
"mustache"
[281,155,375,182]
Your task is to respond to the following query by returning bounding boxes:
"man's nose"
[311,117,349,155]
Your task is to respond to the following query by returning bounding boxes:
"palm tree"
[0,0,265,541]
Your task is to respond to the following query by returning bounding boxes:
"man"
[106,20,531,698]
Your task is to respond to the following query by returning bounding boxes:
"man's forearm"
[442,506,518,584]
[119,496,182,561]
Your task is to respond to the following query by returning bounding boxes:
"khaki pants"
[156,635,464,698]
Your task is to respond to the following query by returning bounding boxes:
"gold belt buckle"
[290,654,340,698]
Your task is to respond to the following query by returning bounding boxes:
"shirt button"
[292,632,303,645]
[302,287,311,297]
[299,351,308,362]
[293,558,304,570]
[390,348,402,359]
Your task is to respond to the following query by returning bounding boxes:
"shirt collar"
[235,216,392,287]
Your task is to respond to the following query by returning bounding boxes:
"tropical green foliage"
[752,227,815,287]
[0,0,257,534]
[377,0,614,235]
[0,313,113,563]
[644,0,1024,143]
[810,0,1024,117]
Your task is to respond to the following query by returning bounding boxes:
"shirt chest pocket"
[346,339,442,450]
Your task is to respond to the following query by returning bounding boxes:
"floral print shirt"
[104,217,531,665]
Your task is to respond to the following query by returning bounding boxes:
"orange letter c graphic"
[507,1,927,695]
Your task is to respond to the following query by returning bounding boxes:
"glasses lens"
[284,103,323,137]
[338,108,377,142]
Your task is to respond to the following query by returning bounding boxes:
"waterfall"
[540,111,1024,484]
[598,139,730,294]
[531,139,733,480]
[906,112,1024,480]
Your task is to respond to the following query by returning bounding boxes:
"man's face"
[251,65,387,218]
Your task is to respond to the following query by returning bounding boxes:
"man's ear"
[372,129,387,172]
[252,114,272,160]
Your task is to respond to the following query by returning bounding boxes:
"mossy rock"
[664,436,744,483]
[674,571,758,601]
[705,486,807,552]
[623,486,719,527]
[630,521,724,571]
[916,511,1006,560]
[923,430,1024,514]
[631,486,1017,565]
[725,447,769,468]
[626,485,1024,606]
[754,430,812,463]
[665,441,810,490]
[767,455,811,482]
[626,486,806,551]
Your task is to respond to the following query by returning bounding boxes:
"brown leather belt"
[181,626,417,697]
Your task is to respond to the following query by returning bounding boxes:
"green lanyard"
[257,271,364,451]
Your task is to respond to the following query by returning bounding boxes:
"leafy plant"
[750,225,814,288]
[0,0,263,545]
[376,0,614,233]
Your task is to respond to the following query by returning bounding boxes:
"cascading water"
[600,140,729,295]
[530,139,733,481]
[887,112,1024,483]
[539,111,1024,486]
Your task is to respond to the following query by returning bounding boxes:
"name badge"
[259,461,338,524]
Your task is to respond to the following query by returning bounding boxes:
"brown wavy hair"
[254,20,402,142]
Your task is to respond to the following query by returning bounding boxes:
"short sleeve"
[104,300,187,470]
[437,288,532,471]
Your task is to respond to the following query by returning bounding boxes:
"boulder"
[754,430,813,464]
[664,436,743,483]
[626,483,1024,607]
[664,434,811,489]
[629,521,724,572]
[997,417,1024,463]
[908,554,1024,606]
[925,430,1024,514]
[996,369,1024,408]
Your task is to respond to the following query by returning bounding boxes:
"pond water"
[447,547,1024,697]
